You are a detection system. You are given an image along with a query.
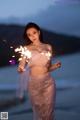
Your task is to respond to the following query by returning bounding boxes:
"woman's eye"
[27,31,37,37]
[33,32,36,34]
[28,34,31,37]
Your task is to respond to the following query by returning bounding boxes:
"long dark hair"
[23,22,44,45]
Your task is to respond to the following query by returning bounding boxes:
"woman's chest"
[27,50,52,66]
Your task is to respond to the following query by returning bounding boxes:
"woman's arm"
[46,44,61,72]
[49,61,61,72]
[17,56,27,73]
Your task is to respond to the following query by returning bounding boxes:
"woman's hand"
[17,66,25,73]
[54,61,61,69]
[49,61,61,72]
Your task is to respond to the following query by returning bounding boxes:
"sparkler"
[15,46,32,61]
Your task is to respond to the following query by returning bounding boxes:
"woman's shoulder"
[24,45,32,50]
[44,43,55,55]
[44,43,52,51]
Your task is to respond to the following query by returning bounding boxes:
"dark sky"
[0,0,80,37]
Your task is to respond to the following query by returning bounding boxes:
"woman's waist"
[29,66,49,76]
[29,71,51,81]
[29,71,53,89]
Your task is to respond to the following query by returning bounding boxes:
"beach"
[0,52,80,120]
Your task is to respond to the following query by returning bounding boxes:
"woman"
[18,22,61,120]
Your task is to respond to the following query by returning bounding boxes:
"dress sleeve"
[46,44,53,56]
[46,44,56,63]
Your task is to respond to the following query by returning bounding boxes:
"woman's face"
[26,27,40,43]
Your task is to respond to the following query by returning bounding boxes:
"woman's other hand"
[55,61,61,69]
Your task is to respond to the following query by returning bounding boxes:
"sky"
[0,0,54,18]
[0,0,80,37]
[0,0,80,18]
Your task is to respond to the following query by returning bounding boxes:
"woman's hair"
[23,22,44,45]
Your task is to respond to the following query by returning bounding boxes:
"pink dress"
[18,46,56,120]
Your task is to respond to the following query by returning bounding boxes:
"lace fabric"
[16,65,30,98]
[17,46,56,120]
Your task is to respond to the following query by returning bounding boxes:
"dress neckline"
[26,44,51,54]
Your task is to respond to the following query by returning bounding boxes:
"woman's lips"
[33,38,36,41]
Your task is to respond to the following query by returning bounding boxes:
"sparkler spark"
[12,55,15,58]
[10,46,13,49]
[15,46,32,61]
